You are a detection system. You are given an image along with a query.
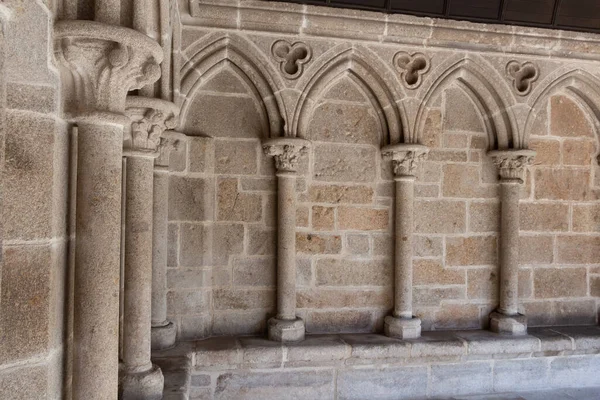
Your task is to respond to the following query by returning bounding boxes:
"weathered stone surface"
[179,223,211,267]
[309,310,373,333]
[413,286,465,307]
[562,139,595,166]
[308,184,374,204]
[446,236,497,266]
[469,201,499,232]
[519,235,554,264]
[215,139,258,174]
[556,235,600,264]
[296,233,342,254]
[248,227,275,256]
[189,137,215,173]
[433,303,481,330]
[316,258,391,286]
[169,177,214,221]
[167,268,211,289]
[430,361,493,397]
[312,205,335,231]
[338,207,388,231]
[346,234,370,255]
[550,95,595,138]
[520,203,569,231]
[212,311,268,336]
[307,103,381,145]
[337,366,428,400]
[572,204,600,232]
[213,223,244,265]
[420,109,442,148]
[0,365,49,400]
[529,138,560,165]
[413,236,443,257]
[414,200,466,233]
[217,178,262,222]
[213,289,275,310]
[534,267,587,298]
[534,168,594,201]
[443,87,485,133]
[167,290,210,315]
[494,358,550,392]
[443,164,496,198]
[233,257,276,287]
[414,259,465,285]
[467,268,498,300]
[313,144,377,182]
[297,289,391,309]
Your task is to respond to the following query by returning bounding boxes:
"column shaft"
[73,119,123,400]
[394,176,415,319]
[151,168,169,327]
[276,172,297,321]
[498,181,521,316]
[123,156,154,371]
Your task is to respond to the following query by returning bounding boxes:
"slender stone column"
[151,132,182,350]
[120,97,178,398]
[488,149,535,335]
[382,144,429,340]
[54,21,162,400]
[263,138,310,342]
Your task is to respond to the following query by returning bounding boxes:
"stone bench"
[154,326,600,400]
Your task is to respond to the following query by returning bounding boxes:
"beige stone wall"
[0,2,69,399]
[164,1,600,339]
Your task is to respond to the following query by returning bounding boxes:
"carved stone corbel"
[124,96,179,156]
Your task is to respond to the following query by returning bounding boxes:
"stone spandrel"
[262,137,311,173]
[381,143,429,177]
[124,96,179,156]
[488,149,536,183]
[54,20,163,115]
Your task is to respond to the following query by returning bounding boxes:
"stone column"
[120,97,178,398]
[488,149,535,335]
[151,131,183,350]
[54,20,162,400]
[382,144,429,340]
[262,138,310,342]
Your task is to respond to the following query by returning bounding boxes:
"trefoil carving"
[506,61,539,96]
[393,51,430,89]
[271,40,312,80]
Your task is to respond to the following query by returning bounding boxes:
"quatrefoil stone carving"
[506,60,539,96]
[271,40,312,79]
[393,51,430,89]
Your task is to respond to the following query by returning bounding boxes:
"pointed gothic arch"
[415,56,518,150]
[178,33,286,138]
[291,45,407,146]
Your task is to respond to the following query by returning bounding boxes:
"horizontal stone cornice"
[185,1,600,62]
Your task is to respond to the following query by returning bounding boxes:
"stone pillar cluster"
[262,138,311,342]
[381,144,429,340]
[488,149,535,335]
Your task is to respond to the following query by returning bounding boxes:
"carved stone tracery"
[506,60,539,96]
[271,39,312,80]
[393,51,430,89]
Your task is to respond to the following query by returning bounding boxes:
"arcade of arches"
[1,1,600,399]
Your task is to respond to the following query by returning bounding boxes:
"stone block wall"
[162,0,600,340]
[0,2,69,399]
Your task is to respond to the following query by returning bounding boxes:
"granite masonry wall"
[163,0,600,340]
[0,1,69,399]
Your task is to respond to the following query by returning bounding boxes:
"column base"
[384,316,422,339]
[151,321,177,350]
[119,364,164,400]
[489,311,527,335]
[268,317,305,342]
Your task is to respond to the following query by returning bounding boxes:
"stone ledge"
[154,326,600,370]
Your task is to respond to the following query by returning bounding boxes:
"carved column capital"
[381,144,429,177]
[125,96,179,157]
[488,149,536,183]
[55,20,163,115]
[155,131,187,169]
[262,137,311,173]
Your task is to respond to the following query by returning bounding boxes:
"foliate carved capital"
[54,20,163,114]
[155,131,187,168]
[488,149,536,183]
[262,138,311,173]
[381,144,429,177]
[125,96,179,155]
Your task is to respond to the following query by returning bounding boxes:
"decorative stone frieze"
[125,96,179,155]
[55,20,163,114]
[262,137,311,342]
[490,149,536,182]
[488,149,536,336]
[506,60,539,96]
[271,40,312,79]
[393,51,430,89]
[262,138,310,173]
[382,144,429,339]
